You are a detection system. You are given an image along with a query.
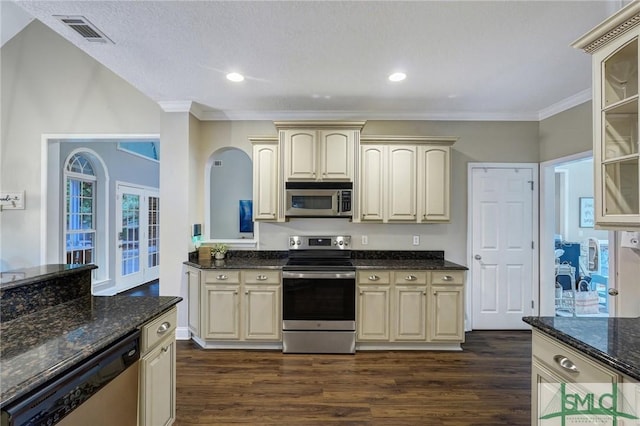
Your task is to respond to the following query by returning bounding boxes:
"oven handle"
[282,271,356,280]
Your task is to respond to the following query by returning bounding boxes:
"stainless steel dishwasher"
[1,330,140,426]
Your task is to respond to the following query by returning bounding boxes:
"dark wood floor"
[175,330,531,425]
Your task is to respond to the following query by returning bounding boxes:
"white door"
[471,165,537,329]
[116,183,159,292]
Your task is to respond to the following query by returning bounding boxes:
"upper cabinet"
[358,136,456,224]
[251,136,284,222]
[573,3,640,230]
[276,121,364,182]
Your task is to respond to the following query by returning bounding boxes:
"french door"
[116,183,159,292]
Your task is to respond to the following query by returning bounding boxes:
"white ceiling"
[9,1,624,121]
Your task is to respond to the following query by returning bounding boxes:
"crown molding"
[537,88,592,121]
[157,100,206,119]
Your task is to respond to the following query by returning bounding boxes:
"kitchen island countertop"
[0,294,182,408]
[523,316,640,381]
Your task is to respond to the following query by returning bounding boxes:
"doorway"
[468,163,538,330]
[540,152,616,317]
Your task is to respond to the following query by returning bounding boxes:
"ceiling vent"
[54,15,113,44]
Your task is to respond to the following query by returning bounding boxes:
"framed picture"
[579,197,594,228]
[239,200,253,233]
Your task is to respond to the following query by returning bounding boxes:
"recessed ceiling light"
[226,72,244,82]
[388,72,406,82]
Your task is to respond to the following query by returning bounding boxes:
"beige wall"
[1,21,160,270]
[539,102,592,162]
[197,120,539,266]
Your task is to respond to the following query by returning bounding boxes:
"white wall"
[1,21,160,270]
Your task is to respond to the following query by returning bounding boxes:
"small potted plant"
[211,243,228,260]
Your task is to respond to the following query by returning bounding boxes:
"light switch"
[361,235,368,245]
[413,235,420,246]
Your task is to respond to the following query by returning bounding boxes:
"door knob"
[608,288,619,296]
[474,255,482,260]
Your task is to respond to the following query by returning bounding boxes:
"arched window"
[64,153,97,264]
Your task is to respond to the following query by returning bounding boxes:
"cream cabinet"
[357,270,464,347]
[357,271,391,341]
[359,136,456,224]
[139,307,177,426]
[276,121,364,182]
[531,330,623,425]
[573,3,640,229]
[359,144,417,222]
[201,270,281,342]
[186,266,200,336]
[393,271,428,341]
[251,137,282,221]
[428,271,464,342]
[418,146,451,222]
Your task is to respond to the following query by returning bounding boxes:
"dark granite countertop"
[0,264,97,290]
[0,294,182,408]
[185,250,467,271]
[523,316,640,381]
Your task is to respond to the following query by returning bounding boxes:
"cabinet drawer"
[430,271,464,285]
[203,270,240,284]
[141,307,177,354]
[358,270,390,284]
[532,331,620,383]
[393,271,428,285]
[244,270,281,284]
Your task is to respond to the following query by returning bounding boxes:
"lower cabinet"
[357,270,464,346]
[200,269,281,343]
[530,330,626,425]
[139,307,177,426]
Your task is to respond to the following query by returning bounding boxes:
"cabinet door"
[394,285,427,341]
[284,129,317,180]
[357,285,390,341]
[594,32,640,228]
[360,145,385,221]
[187,268,200,336]
[140,337,175,426]
[244,284,281,340]
[203,284,240,339]
[319,130,353,181]
[387,145,417,221]
[419,146,450,222]
[428,285,464,341]
[253,142,280,220]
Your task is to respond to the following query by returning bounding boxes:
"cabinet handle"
[217,274,228,280]
[405,275,417,281]
[423,291,427,296]
[553,355,579,374]
[433,291,437,295]
[368,275,380,281]
[161,345,169,353]
[157,322,171,335]
[442,275,453,282]
[234,290,238,295]
[245,290,249,295]
[359,291,364,295]
[256,275,268,281]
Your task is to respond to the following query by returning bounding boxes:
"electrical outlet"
[413,235,420,246]
[362,235,368,245]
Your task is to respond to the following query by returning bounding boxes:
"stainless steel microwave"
[285,182,352,218]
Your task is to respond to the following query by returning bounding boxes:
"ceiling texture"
[6,1,625,121]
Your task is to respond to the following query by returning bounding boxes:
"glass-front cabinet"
[574,3,640,229]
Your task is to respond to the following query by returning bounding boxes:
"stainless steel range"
[282,235,356,354]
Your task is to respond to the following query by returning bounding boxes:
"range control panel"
[289,235,351,250]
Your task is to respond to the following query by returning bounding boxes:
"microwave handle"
[337,192,341,213]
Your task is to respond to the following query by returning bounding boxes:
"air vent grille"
[55,15,113,44]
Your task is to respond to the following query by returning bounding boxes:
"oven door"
[282,271,355,330]
[285,189,339,217]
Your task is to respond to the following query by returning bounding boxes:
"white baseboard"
[175,327,191,340]
[356,342,462,351]
[92,279,116,296]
